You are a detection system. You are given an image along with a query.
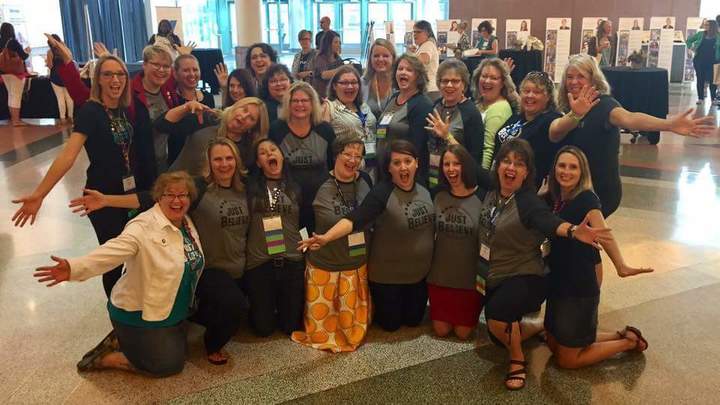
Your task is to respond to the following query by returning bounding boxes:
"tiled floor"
[1,83,719,404]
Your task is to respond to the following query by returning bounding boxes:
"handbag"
[713,64,720,85]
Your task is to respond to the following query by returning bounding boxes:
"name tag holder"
[348,232,366,257]
[263,215,286,255]
[428,152,441,188]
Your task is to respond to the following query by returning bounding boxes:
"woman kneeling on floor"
[34,172,204,377]
[544,146,651,369]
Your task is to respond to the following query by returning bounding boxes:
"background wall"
[450,0,702,51]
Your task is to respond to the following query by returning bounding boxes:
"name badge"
[364,141,376,158]
[428,153,441,187]
[541,239,551,258]
[379,113,393,126]
[480,243,491,261]
[476,260,489,296]
[122,175,136,192]
[348,232,366,257]
[263,215,285,255]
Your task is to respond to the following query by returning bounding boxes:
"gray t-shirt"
[308,173,372,271]
[168,125,220,176]
[190,185,250,279]
[145,91,170,173]
[427,189,483,290]
[375,100,408,165]
[246,178,303,269]
[346,181,435,284]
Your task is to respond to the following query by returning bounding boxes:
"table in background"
[602,66,669,144]
[192,48,224,94]
[498,49,543,87]
[0,76,58,120]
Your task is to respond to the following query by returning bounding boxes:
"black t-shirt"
[547,190,602,298]
[566,95,621,214]
[74,101,135,194]
[496,110,563,186]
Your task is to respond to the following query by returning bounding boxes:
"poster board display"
[684,17,704,81]
[649,17,675,72]
[580,17,607,53]
[505,19,531,49]
[616,18,645,66]
[471,18,498,47]
[436,19,460,54]
[384,21,395,44]
[545,18,572,82]
[404,20,415,49]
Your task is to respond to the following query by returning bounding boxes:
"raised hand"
[214,63,228,88]
[667,109,717,137]
[425,109,451,140]
[11,194,44,227]
[34,255,71,287]
[44,33,73,64]
[568,85,600,117]
[93,42,111,58]
[176,41,197,56]
[69,189,108,217]
[503,57,515,72]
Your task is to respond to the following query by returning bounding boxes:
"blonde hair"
[279,81,323,125]
[204,138,247,193]
[557,54,611,112]
[472,58,519,110]
[218,97,269,143]
[363,38,397,81]
[548,146,594,202]
[89,55,132,109]
[152,171,198,202]
[142,44,173,64]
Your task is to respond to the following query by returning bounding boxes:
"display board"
[404,20,415,48]
[649,17,675,72]
[505,19,531,48]
[545,18,572,82]
[580,17,607,53]
[616,18,645,66]
[437,19,461,55]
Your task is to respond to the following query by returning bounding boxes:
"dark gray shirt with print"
[145,91,170,173]
[346,181,435,284]
[427,189,483,290]
[246,178,303,269]
[308,173,373,271]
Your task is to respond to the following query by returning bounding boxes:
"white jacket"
[68,204,204,322]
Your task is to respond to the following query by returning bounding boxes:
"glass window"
[342,3,361,44]
[390,2,412,45]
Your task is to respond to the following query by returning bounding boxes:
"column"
[235,0,263,67]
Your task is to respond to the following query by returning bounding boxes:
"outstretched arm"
[585,208,654,277]
[609,107,716,136]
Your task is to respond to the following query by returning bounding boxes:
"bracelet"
[566,111,584,123]
[567,224,577,239]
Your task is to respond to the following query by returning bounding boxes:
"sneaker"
[696,99,704,104]
[76,330,119,371]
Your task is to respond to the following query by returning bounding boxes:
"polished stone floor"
[1,83,719,404]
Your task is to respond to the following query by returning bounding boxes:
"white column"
[234,0,263,67]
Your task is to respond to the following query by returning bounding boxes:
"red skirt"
[428,283,484,327]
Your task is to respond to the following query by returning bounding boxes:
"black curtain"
[59,0,148,63]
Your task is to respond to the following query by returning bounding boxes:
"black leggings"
[241,259,305,337]
[369,279,428,332]
[694,60,717,100]
[87,206,128,297]
[191,268,245,354]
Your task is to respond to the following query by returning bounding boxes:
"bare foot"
[207,350,229,365]
[617,264,654,278]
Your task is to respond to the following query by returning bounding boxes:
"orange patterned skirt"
[291,262,372,352]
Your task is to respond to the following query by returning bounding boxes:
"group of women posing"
[13,35,714,389]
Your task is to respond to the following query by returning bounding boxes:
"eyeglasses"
[269,77,290,85]
[300,37,312,41]
[336,80,359,87]
[162,193,190,201]
[341,152,363,162]
[147,61,172,72]
[413,30,423,34]
[440,79,462,87]
[100,71,127,80]
[290,98,311,104]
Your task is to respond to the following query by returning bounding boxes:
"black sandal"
[618,325,649,352]
[505,359,528,391]
[77,330,119,371]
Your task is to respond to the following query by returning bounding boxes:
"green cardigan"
[686,31,720,60]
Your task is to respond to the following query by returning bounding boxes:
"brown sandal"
[505,359,528,390]
[618,325,649,352]
[207,351,229,365]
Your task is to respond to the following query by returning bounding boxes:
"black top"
[547,190,602,298]
[0,37,28,59]
[263,96,281,124]
[74,101,152,194]
[430,98,485,164]
[496,110,563,186]
[566,95,621,216]
[695,37,718,66]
